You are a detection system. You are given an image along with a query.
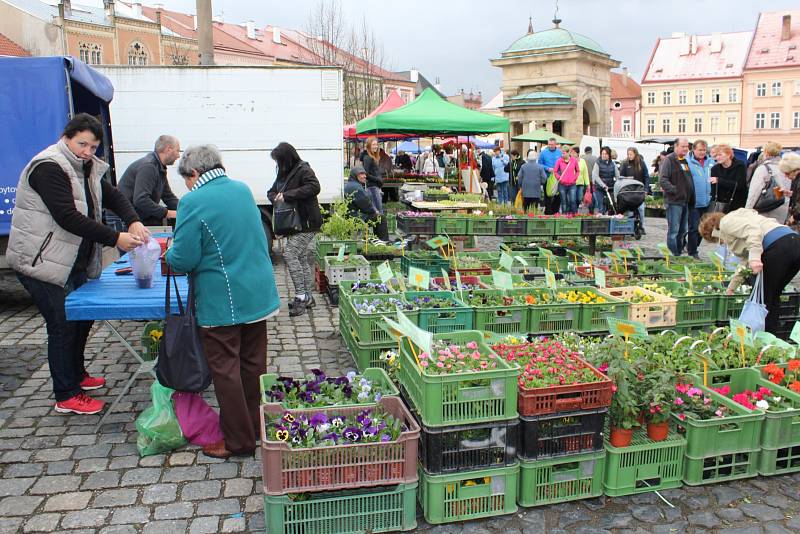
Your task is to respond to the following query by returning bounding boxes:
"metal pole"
[196,0,214,65]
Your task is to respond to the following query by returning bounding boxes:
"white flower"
[756,400,770,410]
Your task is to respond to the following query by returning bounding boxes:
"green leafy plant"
[320,195,372,240]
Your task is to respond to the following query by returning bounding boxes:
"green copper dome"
[504,27,607,55]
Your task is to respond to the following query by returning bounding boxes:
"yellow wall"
[742,68,800,149]
[640,79,743,146]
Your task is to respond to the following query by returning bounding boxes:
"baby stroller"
[607,178,646,240]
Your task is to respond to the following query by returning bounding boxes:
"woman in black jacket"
[362,136,384,214]
[267,142,322,317]
[710,144,747,213]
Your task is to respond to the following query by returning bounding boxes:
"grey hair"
[154,135,179,153]
[178,144,224,177]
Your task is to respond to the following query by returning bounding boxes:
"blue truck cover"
[0,56,113,236]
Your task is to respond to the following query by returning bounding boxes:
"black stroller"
[606,178,646,240]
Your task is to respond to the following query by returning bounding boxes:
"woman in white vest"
[7,114,147,415]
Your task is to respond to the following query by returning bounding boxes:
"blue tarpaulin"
[0,56,114,235]
[391,140,422,154]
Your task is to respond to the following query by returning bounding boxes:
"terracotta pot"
[609,426,634,447]
[647,421,669,442]
[636,411,645,426]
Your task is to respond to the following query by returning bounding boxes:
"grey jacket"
[746,158,791,224]
[517,159,547,199]
[7,142,107,286]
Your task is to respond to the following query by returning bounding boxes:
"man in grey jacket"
[117,135,181,225]
[517,150,548,210]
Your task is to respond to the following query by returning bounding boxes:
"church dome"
[504,26,607,55]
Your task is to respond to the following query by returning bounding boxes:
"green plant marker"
[499,251,514,271]
[544,269,557,290]
[594,266,606,288]
[607,317,648,340]
[631,246,644,262]
[377,261,393,284]
[754,330,777,347]
[492,270,513,290]
[791,321,800,346]
[684,266,694,290]
[441,269,452,290]
[514,255,529,274]
[455,270,464,302]
[408,266,430,290]
[384,312,432,358]
[656,243,671,257]
[426,235,450,249]
[337,245,346,262]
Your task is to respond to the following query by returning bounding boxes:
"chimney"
[710,32,722,53]
[192,14,197,30]
[103,0,114,19]
[153,3,163,26]
[61,0,72,17]
[679,35,691,55]
[671,32,686,38]
[782,14,792,41]
[409,69,419,83]
[272,27,281,44]
[245,20,255,39]
[132,2,142,18]
[212,13,223,23]
[622,66,629,86]
[690,34,698,55]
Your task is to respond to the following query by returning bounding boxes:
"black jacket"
[267,161,322,233]
[480,152,495,180]
[343,177,378,220]
[711,159,747,210]
[510,156,524,186]
[117,152,179,225]
[363,154,383,188]
[658,153,696,207]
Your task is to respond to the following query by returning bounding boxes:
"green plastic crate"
[650,281,718,326]
[340,294,418,344]
[404,291,474,333]
[573,286,629,332]
[259,367,398,405]
[703,367,800,449]
[466,289,528,335]
[466,218,498,235]
[671,382,764,458]
[140,321,163,362]
[553,218,582,236]
[602,426,686,497]
[400,254,451,277]
[512,288,581,334]
[466,252,501,269]
[436,216,469,235]
[386,213,397,234]
[398,330,519,427]
[717,292,749,321]
[419,464,518,524]
[341,324,397,373]
[316,238,359,258]
[759,444,800,476]
[683,449,759,485]
[526,218,556,236]
[518,451,605,507]
[264,482,417,534]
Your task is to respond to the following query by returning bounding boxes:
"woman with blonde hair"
[746,142,791,224]
[780,152,800,229]
[362,136,384,214]
[710,144,748,213]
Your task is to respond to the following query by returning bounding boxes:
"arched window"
[78,42,103,65]
[127,42,149,66]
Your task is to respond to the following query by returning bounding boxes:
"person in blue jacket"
[537,138,563,176]
[686,139,713,258]
[492,147,511,204]
[166,144,280,459]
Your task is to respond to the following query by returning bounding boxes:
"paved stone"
[93,489,139,507]
[82,471,121,490]
[119,468,161,486]
[61,508,110,529]
[162,466,207,482]
[180,480,221,500]
[221,516,246,532]
[196,498,241,516]
[142,484,177,504]
[224,478,252,497]
[599,513,633,529]
[713,485,743,505]
[29,475,81,494]
[0,477,35,497]
[110,506,150,524]
[154,502,194,520]
[22,513,60,533]
[44,491,92,512]
[100,527,138,534]
[739,503,785,522]
[717,508,745,522]
[687,511,721,529]
[630,505,662,523]
[723,526,764,534]
[189,516,220,534]
[764,523,794,534]
[142,520,188,534]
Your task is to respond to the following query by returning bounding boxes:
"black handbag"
[272,166,303,236]
[708,180,735,214]
[753,164,785,213]
[155,269,212,393]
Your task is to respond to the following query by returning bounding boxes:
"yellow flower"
[148,329,163,342]
[275,430,289,441]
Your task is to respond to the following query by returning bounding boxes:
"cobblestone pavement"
[2,218,799,534]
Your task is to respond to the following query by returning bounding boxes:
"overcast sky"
[130,1,799,100]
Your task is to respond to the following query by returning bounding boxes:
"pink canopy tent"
[343,90,413,140]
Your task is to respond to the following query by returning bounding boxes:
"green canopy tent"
[356,88,509,135]
[511,129,575,145]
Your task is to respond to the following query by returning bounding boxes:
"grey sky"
[159,0,796,100]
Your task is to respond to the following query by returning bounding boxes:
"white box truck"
[98,65,344,247]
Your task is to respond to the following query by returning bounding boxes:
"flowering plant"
[353,297,415,314]
[492,338,602,389]
[265,370,385,407]
[398,211,435,217]
[451,256,490,269]
[641,368,675,423]
[673,383,729,421]
[411,295,455,309]
[763,361,800,394]
[346,282,393,296]
[148,329,163,343]
[418,340,500,375]
[266,409,404,448]
[465,292,524,307]
[378,350,400,382]
[711,384,787,411]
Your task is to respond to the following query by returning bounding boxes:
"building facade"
[609,69,641,138]
[741,10,800,149]
[641,31,751,147]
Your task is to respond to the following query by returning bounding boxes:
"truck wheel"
[262,219,275,260]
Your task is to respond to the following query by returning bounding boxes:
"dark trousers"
[762,234,800,334]
[200,320,267,453]
[16,269,90,402]
[523,197,541,211]
[545,195,561,215]
[687,206,708,256]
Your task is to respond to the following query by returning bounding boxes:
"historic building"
[0,32,29,56]
[641,31,752,147]
[741,10,800,149]
[490,17,620,151]
[610,68,641,138]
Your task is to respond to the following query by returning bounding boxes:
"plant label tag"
[544,269,557,289]
[492,270,513,290]
[632,246,644,262]
[514,255,529,267]
[499,251,514,270]
[408,266,430,290]
[426,235,449,249]
[730,318,753,346]
[684,266,694,290]
[656,243,672,257]
[607,317,648,340]
[384,312,432,356]
[594,266,606,288]
[377,261,393,284]
[791,321,800,346]
[616,249,632,259]
[336,245,346,261]
[441,269,452,290]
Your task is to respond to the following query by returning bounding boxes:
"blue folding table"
[65,256,187,430]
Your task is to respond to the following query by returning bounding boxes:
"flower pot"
[646,421,669,442]
[609,426,633,447]
[636,411,645,426]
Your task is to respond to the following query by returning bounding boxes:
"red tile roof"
[643,31,752,83]
[610,72,641,99]
[0,32,30,57]
[746,10,800,70]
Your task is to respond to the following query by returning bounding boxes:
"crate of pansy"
[339,293,418,345]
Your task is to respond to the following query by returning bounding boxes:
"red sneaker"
[55,393,105,415]
[80,373,106,391]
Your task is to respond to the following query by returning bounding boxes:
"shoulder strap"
[164,268,185,316]
[278,163,305,193]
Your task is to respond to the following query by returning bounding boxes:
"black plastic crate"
[419,417,519,474]
[581,218,610,235]
[496,219,528,236]
[779,289,800,319]
[325,285,339,306]
[519,408,606,460]
[397,214,436,235]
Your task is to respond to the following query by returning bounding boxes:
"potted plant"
[603,354,642,447]
[642,368,675,441]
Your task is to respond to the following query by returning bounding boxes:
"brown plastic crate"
[518,355,613,417]
[260,396,420,495]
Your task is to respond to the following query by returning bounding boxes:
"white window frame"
[677,117,687,133]
[127,41,149,66]
[795,81,800,96]
[622,118,631,134]
[646,91,655,105]
[662,91,672,105]
[694,116,703,133]
[678,90,687,105]
[728,87,738,103]
[793,111,800,129]
[694,89,703,104]
[770,112,781,129]
[772,82,782,97]
[755,112,766,129]
[727,115,737,133]
[662,117,671,133]
[646,118,655,134]
[711,88,721,103]
[756,83,767,97]
[710,115,720,133]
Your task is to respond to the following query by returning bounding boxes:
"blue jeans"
[638,203,646,231]
[496,181,510,204]
[576,185,586,209]
[367,186,384,214]
[666,203,689,256]
[687,206,708,256]
[509,181,519,205]
[593,188,607,214]
[16,269,91,401]
[558,184,577,214]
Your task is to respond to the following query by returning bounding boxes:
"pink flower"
[715,409,724,417]
[457,353,466,360]
[466,341,478,350]
[674,397,684,405]
[436,361,444,368]
[419,352,429,360]
[678,413,687,421]
[686,387,702,397]
[675,383,689,393]
[703,397,711,405]
[420,360,429,368]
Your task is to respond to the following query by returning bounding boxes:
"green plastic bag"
[545,172,558,197]
[136,382,186,457]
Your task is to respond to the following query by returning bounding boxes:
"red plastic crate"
[575,265,629,284]
[259,396,420,495]
[518,356,613,417]
[315,264,329,292]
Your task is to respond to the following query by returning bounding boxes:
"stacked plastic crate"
[397,330,520,525]
[258,373,420,534]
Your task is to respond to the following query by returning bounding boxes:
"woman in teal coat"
[166,144,279,458]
